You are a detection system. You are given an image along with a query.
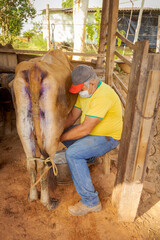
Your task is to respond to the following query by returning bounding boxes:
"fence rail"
[0,48,105,58]
[116,31,135,50]
[115,50,132,66]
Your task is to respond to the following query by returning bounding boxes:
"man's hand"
[61,116,102,142]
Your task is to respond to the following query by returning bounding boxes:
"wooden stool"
[103,146,119,174]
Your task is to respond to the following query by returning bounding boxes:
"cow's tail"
[29,63,47,154]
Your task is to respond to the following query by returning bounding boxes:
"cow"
[13,50,77,210]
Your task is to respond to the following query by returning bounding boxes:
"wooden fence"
[112,31,135,109]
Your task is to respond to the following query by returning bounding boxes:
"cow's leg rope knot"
[27,157,58,188]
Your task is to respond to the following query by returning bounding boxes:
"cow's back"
[13,50,77,156]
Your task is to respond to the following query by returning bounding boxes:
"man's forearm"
[61,124,89,142]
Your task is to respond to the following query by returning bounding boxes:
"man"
[60,65,123,216]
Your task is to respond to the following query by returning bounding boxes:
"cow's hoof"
[41,198,58,210]
[28,192,39,202]
[47,198,59,210]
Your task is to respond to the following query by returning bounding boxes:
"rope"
[27,157,58,188]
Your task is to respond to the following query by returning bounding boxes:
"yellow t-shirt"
[74,81,123,140]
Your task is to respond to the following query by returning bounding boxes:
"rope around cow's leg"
[27,157,58,188]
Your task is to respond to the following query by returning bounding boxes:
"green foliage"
[23,22,43,42]
[86,24,95,41]
[86,8,101,45]
[62,0,73,8]
[23,30,35,42]
[31,22,43,35]
[117,29,126,47]
[94,9,101,42]
[13,35,47,51]
[0,0,36,44]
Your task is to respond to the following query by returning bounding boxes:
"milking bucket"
[54,150,72,184]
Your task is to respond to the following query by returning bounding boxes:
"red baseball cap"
[69,65,96,93]
[69,82,84,93]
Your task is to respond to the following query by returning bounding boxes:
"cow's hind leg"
[38,153,58,210]
[15,89,38,202]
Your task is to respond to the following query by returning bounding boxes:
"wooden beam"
[116,31,135,50]
[105,0,119,85]
[96,0,109,68]
[133,70,160,182]
[112,41,160,222]
[112,82,126,107]
[115,50,132,66]
[113,72,128,93]
[46,4,51,50]
[0,48,106,57]
[0,66,15,73]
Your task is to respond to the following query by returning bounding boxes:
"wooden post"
[112,41,160,222]
[105,0,119,85]
[156,15,160,53]
[46,4,50,51]
[96,0,109,69]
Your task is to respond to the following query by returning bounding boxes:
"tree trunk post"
[96,0,109,69]
[112,41,160,222]
[105,0,119,85]
[46,4,50,51]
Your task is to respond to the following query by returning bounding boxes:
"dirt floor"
[0,121,160,240]
[0,72,160,240]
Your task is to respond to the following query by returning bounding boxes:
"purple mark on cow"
[39,109,45,119]
[39,86,45,98]
[24,86,31,98]
[22,70,29,83]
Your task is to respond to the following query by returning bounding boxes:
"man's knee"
[65,145,78,162]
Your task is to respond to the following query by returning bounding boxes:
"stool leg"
[103,153,111,175]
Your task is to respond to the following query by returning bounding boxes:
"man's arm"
[61,116,102,142]
[64,106,82,129]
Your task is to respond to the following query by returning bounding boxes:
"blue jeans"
[63,126,119,207]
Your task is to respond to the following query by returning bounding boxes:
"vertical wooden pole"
[112,41,160,222]
[46,4,50,51]
[105,0,119,85]
[96,0,109,69]
[156,15,160,53]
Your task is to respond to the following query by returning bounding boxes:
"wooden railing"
[112,31,135,110]
[0,48,105,58]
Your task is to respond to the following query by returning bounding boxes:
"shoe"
[68,201,102,216]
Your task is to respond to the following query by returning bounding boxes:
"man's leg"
[65,135,119,215]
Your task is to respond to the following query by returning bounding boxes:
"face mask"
[79,90,92,98]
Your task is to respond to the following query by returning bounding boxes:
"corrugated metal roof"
[41,7,160,13]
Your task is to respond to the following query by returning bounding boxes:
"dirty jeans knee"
[65,146,100,207]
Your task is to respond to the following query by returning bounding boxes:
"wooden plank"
[0,48,106,57]
[96,0,109,68]
[116,31,135,50]
[113,72,128,93]
[115,50,132,66]
[105,0,119,85]
[112,40,150,222]
[0,66,15,73]
[148,53,160,70]
[0,52,17,72]
[112,82,126,107]
[133,70,160,182]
